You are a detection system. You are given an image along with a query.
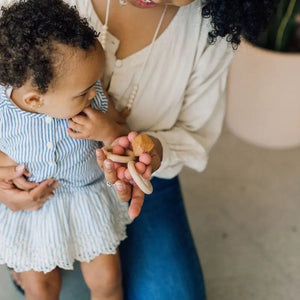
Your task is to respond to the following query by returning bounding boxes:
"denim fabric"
[120,176,206,300]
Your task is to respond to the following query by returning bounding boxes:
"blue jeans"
[119,176,206,300]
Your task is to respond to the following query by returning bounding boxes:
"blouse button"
[46,142,53,149]
[115,60,123,68]
[45,116,52,124]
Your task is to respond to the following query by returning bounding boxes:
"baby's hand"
[67,104,129,145]
[67,107,113,141]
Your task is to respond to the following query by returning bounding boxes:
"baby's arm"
[67,99,130,145]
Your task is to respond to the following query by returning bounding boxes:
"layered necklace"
[99,0,168,118]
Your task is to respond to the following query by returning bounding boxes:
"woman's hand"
[96,148,145,219]
[67,100,129,146]
[96,132,163,219]
[0,152,58,211]
[0,164,58,211]
[0,151,39,190]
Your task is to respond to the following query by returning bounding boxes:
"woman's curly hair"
[202,0,280,48]
[0,0,99,93]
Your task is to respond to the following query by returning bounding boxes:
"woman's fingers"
[114,180,132,202]
[96,136,147,219]
[96,148,106,169]
[0,165,26,180]
[0,181,14,189]
[29,179,58,203]
[0,178,58,212]
[103,159,117,184]
[114,180,144,219]
[13,176,38,191]
[128,186,145,220]
[97,148,118,184]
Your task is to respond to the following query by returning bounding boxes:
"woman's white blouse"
[1,0,234,178]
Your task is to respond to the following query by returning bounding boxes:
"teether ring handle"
[102,146,134,163]
[127,161,153,194]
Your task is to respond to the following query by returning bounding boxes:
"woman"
[0,0,278,299]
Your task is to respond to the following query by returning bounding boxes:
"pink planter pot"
[226,40,300,149]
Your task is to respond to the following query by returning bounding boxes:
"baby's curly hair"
[0,0,99,93]
[202,0,280,48]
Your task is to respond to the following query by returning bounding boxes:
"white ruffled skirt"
[0,181,131,273]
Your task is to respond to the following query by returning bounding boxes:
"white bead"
[100,26,108,50]
[115,60,123,68]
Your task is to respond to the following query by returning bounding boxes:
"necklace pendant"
[119,0,127,5]
[120,107,131,119]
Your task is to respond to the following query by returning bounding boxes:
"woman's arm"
[144,37,234,178]
[149,0,279,176]
[96,38,234,217]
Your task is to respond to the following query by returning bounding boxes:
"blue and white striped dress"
[0,81,131,273]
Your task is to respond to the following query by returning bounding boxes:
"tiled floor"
[1,127,300,299]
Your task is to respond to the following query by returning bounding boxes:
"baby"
[0,0,131,299]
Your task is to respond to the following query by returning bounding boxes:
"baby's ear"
[23,93,44,109]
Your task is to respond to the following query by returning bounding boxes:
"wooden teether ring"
[102,146,135,163]
[102,146,153,194]
[127,161,153,194]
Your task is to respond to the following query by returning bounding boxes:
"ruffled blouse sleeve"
[146,37,234,178]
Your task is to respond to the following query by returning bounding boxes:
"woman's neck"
[92,0,178,59]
